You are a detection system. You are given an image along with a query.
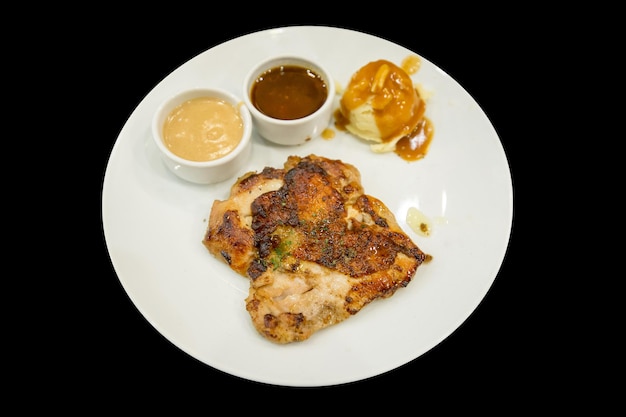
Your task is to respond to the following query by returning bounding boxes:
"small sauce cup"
[243,55,336,146]
[152,87,252,184]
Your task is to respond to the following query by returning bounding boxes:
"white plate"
[102,26,513,387]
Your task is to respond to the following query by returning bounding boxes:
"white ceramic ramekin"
[242,55,335,146]
[152,87,252,184]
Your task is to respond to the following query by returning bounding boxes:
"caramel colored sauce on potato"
[394,116,435,161]
[333,108,349,132]
[251,65,328,120]
[337,56,434,162]
[339,59,423,143]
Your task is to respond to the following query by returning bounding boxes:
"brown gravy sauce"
[250,65,328,120]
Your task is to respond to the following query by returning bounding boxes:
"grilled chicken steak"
[203,154,429,344]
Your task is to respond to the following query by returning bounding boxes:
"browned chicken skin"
[203,154,428,344]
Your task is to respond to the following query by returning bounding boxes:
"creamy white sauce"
[163,97,243,162]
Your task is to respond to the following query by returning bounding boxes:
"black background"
[87,17,538,403]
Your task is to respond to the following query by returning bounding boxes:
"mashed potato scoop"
[338,59,427,153]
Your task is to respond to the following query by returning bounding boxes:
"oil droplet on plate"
[401,55,421,75]
[406,206,433,237]
[322,128,335,139]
